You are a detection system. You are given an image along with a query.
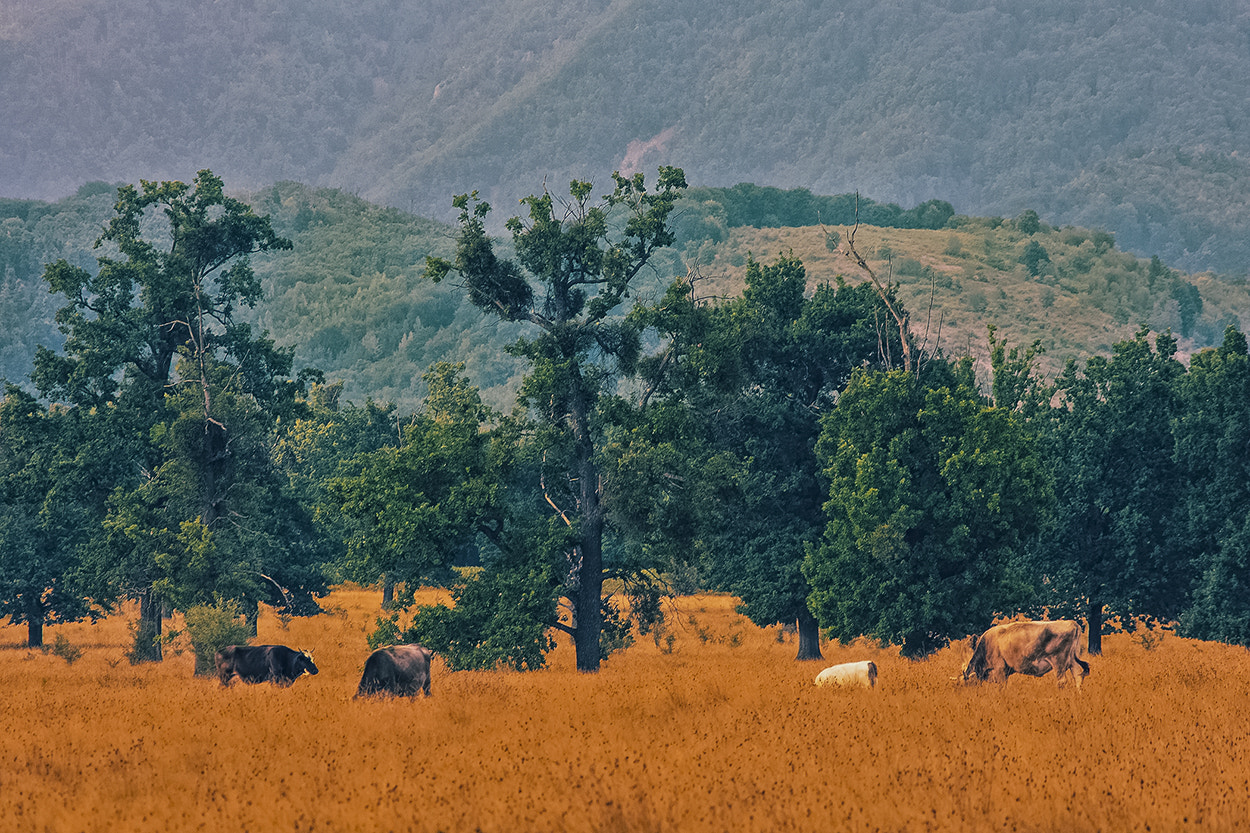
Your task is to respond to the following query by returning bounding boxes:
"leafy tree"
[1014,210,1042,235]
[423,168,686,672]
[272,381,398,599]
[1019,240,1051,277]
[0,386,115,646]
[804,363,1051,658]
[1175,327,1250,645]
[1035,328,1188,653]
[328,363,503,608]
[31,170,320,660]
[633,254,909,659]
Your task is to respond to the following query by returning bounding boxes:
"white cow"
[814,660,877,689]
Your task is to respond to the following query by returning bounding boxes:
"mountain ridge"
[3,1,1248,272]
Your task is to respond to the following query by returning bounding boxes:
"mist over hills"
[3,0,1249,274]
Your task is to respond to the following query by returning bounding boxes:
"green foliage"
[1034,328,1189,640]
[805,364,1051,657]
[183,599,254,676]
[406,557,558,672]
[421,169,687,673]
[1014,210,1043,235]
[1175,328,1250,646]
[676,186,953,245]
[0,385,111,647]
[1019,240,1051,277]
[31,171,327,660]
[329,363,504,597]
[45,633,83,665]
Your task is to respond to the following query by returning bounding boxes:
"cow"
[354,644,435,699]
[962,620,1090,689]
[215,644,319,687]
[814,660,878,689]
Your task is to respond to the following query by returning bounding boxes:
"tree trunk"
[381,574,394,610]
[245,600,260,638]
[26,615,44,649]
[569,367,605,673]
[133,587,163,662]
[1087,597,1103,655]
[794,608,824,661]
[572,523,605,673]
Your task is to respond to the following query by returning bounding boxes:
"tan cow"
[814,660,878,689]
[962,620,1090,689]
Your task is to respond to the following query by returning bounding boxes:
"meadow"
[1,587,1247,832]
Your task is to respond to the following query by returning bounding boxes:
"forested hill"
[2,0,1249,275]
[4,181,1249,411]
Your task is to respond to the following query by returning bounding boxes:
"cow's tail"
[1074,655,1090,676]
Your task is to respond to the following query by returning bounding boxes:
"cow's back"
[965,620,1088,688]
[814,660,877,689]
[356,644,433,698]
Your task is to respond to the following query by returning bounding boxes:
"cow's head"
[299,650,319,676]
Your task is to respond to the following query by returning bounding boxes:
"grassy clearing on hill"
[690,222,1250,385]
[1,587,1246,832]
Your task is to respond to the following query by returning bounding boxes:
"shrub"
[184,601,254,676]
[46,633,83,665]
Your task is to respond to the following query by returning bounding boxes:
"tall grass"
[1,589,1246,832]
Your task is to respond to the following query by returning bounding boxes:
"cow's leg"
[423,675,431,697]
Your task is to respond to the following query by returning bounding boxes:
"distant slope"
[685,218,1249,384]
[2,0,1249,273]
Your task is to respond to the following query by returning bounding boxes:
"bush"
[184,601,254,676]
[46,633,83,665]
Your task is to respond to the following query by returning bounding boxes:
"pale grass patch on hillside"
[1,588,1247,832]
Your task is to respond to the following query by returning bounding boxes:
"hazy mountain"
[2,0,1248,274]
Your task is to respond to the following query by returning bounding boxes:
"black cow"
[215,644,319,687]
[355,644,434,698]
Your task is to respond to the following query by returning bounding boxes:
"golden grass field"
[2,587,1247,832]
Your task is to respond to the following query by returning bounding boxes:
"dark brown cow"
[215,644,319,687]
[962,620,1090,689]
[354,644,434,699]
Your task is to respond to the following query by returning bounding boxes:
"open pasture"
[1,588,1247,832]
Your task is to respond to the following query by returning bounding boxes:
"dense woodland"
[2,169,1249,672]
[3,0,1250,274]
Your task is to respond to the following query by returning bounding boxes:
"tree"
[423,168,686,672]
[1035,328,1188,653]
[271,381,398,601]
[329,363,503,608]
[804,363,1051,658]
[31,170,320,660]
[0,387,116,646]
[1175,327,1250,645]
[633,255,909,660]
[1019,240,1051,277]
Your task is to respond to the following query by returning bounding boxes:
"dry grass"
[2,588,1247,832]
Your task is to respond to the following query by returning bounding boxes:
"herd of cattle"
[814,619,1091,690]
[212,619,1090,696]
[215,643,434,698]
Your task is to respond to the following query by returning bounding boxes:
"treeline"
[3,169,1248,673]
[678,184,955,237]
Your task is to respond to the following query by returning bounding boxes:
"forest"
[2,167,1249,676]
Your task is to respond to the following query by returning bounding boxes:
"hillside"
[3,182,1244,410]
[2,0,1249,274]
[682,214,1250,384]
